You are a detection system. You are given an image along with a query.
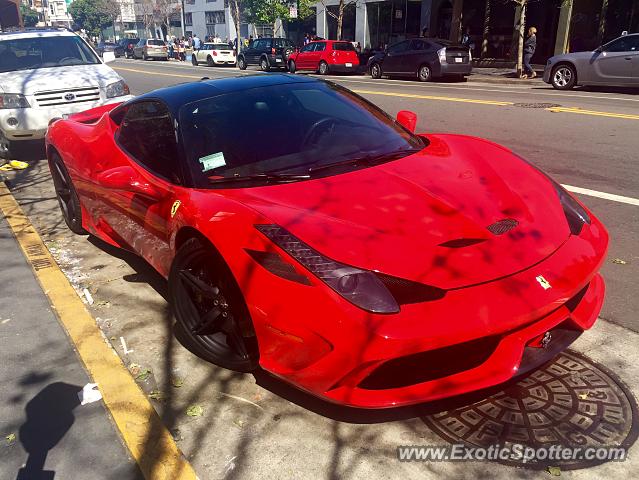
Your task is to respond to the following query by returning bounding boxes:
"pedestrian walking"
[522,26,537,79]
[167,38,174,59]
[178,38,186,61]
[193,34,201,51]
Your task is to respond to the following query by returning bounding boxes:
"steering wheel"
[301,117,339,148]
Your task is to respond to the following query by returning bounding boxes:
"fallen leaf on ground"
[136,369,152,381]
[128,363,141,376]
[171,377,184,388]
[546,466,561,476]
[612,258,627,265]
[186,405,204,417]
[149,390,165,401]
[578,393,589,400]
[5,433,16,445]
[233,419,246,428]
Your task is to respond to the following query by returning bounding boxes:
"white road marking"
[562,184,639,206]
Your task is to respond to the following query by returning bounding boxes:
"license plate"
[276,58,282,62]
[455,57,463,63]
[345,63,352,67]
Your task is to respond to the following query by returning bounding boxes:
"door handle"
[625,57,632,60]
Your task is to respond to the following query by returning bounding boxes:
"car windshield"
[333,42,356,51]
[0,35,100,73]
[180,81,426,187]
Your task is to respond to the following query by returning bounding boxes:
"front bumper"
[245,216,607,409]
[0,96,134,141]
[543,64,553,83]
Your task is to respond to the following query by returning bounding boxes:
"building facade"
[313,0,638,63]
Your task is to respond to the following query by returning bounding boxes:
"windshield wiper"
[308,148,420,176]
[209,172,311,185]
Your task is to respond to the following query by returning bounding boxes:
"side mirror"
[97,166,163,199]
[103,51,116,63]
[396,110,417,133]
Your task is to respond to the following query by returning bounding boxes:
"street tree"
[153,0,181,40]
[245,0,313,37]
[19,4,39,27]
[319,0,358,40]
[68,0,112,38]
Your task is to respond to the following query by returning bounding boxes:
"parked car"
[192,43,236,66]
[287,40,359,75]
[46,74,607,409]
[133,39,168,60]
[96,41,118,58]
[544,33,639,90]
[0,28,133,159]
[237,37,295,71]
[367,38,472,82]
[118,38,139,59]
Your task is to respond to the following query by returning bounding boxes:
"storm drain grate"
[423,350,639,470]
[513,102,561,109]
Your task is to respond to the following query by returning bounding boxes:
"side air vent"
[439,238,486,248]
[487,218,519,235]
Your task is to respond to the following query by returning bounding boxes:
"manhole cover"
[423,351,638,470]
[513,102,561,108]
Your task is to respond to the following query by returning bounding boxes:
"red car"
[45,75,608,409]
[288,40,360,75]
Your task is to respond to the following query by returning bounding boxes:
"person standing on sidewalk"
[522,26,537,79]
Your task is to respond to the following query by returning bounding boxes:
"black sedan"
[367,38,472,82]
[96,41,121,58]
[118,38,140,59]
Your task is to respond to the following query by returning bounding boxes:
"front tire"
[318,61,329,75]
[49,153,86,235]
[237,56,247,70]
[207,55,214,67]
[191,54,198,66]
[260,57,270,71]
[288,59,296,73]
[169,238,258,372]
[551,64,577,90]
[418,64,432,82]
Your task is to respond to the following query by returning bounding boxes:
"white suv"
[0,28,133,158]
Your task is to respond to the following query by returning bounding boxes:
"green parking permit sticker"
[199,152,226,172]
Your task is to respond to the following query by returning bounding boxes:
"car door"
[382,41,410,74]
[401,39,429,75]
[591,36,636,85]
[244,40,259,64]
[91,101,183,275]
[198,44,209,63]
[311,42,327,70]
[134,39,144,58]
[296,42,315,69]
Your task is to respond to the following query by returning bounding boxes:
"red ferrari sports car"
[45,74,608,409]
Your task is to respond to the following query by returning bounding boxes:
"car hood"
[227,134,571,289]
[0,64,120,95]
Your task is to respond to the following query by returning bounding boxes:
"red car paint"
[46,95,608,409]
[288,40,360,73]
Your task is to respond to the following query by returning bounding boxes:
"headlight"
[105,80,130,98]
[438,47,446,62]
[256,225,400,314]
[551,180,590,235]
[0,94,30,109]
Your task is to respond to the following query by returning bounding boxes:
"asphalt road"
[111,58,639,334]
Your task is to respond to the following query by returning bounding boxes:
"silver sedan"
[543,33,639,90]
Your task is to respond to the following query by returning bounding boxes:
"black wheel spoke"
[192,307,223,335]
[179,269,219,298]
[225,326,249,360]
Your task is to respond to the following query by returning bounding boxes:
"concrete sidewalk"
[0,217,142,480]
[468,66,546,85]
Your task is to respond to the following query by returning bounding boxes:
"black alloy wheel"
[169,238,258,372]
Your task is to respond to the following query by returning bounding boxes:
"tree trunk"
[337,0,344,40]
[516,2,526,76]
[450,0,463,43]
[481,0,490,58]
[231,0,241,53]
[597,0,608,44]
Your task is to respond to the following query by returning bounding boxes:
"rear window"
[333,42,355,51]
[148,40,165,46]
[212,44,231,50]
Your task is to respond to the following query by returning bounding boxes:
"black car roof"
[133,73,318,117]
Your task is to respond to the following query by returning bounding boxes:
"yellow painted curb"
[0,181,197,480]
